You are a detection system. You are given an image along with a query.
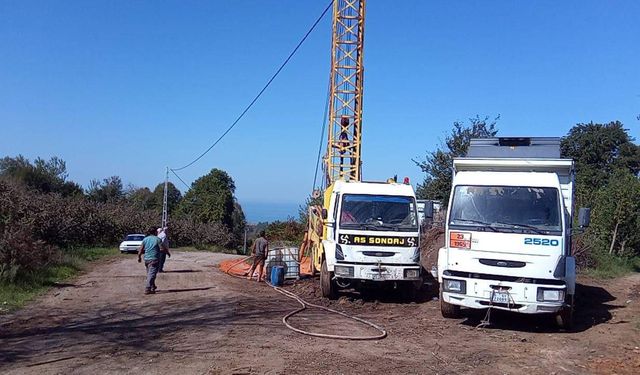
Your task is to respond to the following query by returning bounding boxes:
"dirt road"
[1,251,639,375]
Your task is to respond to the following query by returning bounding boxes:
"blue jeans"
[145,260,159,291]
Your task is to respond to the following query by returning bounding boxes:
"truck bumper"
[334,262,421,281]
[440,276,568,314]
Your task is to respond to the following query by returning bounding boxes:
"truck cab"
[312,180,422,299]
[437,137,588,328]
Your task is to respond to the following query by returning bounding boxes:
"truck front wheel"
[320,259,337,300]
[440,291,462,318]
[555,294,574,330]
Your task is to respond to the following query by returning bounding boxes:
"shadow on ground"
[0,293,292,367]
[457,282,620,333]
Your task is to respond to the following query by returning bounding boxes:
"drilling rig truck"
[304,0,422,299]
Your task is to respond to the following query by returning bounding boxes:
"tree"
[230,199,247,245]
[177,169,236,228]
[126,187,155,210]
[152,181,182,213]
[588,170,640,258]
[414,115,499,205]
[561,121,640,207]
[0,155,82,196]
[87,176,124,203]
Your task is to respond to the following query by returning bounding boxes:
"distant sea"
[241,201,300,223]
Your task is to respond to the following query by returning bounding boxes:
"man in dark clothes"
[246,231,269,282]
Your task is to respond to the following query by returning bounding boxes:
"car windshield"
[339,194,418,232]
[126,235,144,241]
[449,186,562,234]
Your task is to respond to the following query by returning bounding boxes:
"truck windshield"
[449,186,562,234]
[340,194,417,232]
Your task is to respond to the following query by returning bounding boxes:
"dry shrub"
[0,179,235,281]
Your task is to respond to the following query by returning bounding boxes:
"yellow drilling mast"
[325,0,365,184]
[304,0,421,299]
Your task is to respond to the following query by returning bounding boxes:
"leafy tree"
[561,121,640,207]
[87,176,124,203]
[414,115,499,205]
[178,168,236,228]
[0,155,82,196]
[152,181,182,213]
[126,187,155,210]
[588,170,640,257]
[230,199,247,245]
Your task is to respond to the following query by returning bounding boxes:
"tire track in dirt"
[1,251,639,374]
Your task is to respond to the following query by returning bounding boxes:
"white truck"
[437,137,590,328]
[312,179,422,299]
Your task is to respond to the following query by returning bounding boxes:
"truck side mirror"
[321,208,328,220]
[424,201,434,219]
[578,207,591,228]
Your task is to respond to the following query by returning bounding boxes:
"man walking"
[246,231,269,282]
[138,226,170,294]
[157,227,169,272]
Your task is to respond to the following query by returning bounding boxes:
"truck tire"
[320,259,337,299]
[440,291,461,318]
[555,294,574,330]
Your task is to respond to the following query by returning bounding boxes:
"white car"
[119,234,145,254]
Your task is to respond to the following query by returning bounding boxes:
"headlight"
[404,269,420,278]
[442,278,466,294]
[334,265,354,277]
[537,288,565,302]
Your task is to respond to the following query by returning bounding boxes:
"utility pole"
[161,166,169,228]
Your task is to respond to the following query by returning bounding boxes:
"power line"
[170,168,191,191]
[312,79,331,192]
[172,0,334,172]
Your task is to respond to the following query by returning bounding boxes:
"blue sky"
[1,1,639,221]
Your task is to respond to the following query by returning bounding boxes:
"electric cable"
[172,0,334,172]
[170,169,191,190]
[312,79,331,192]
[223,256,387,340]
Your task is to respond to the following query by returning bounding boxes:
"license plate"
[491,291,510,304]
[371,273,388,280]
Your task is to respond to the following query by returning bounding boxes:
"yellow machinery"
[304,0,366,275]
[303,1,421,299]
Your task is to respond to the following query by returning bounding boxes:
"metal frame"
[325,0,365,185]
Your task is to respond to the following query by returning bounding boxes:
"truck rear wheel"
[320,259,337,300]
[440,291,461,318]
[555,294,574,330]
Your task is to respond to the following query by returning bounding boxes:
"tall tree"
[152,181,183,213]
[126,186,155,210]
[230,199,247,245]
[561,121,640,207]
[0,155,82,196]
[589,170,640,257]
[414,115,499,205]
[178,169,236,228]
[87,176,124,203]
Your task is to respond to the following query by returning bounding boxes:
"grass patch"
[583,254,640,279]
[0,247,118,314]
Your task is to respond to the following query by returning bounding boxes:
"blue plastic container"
[270,266,284,286]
